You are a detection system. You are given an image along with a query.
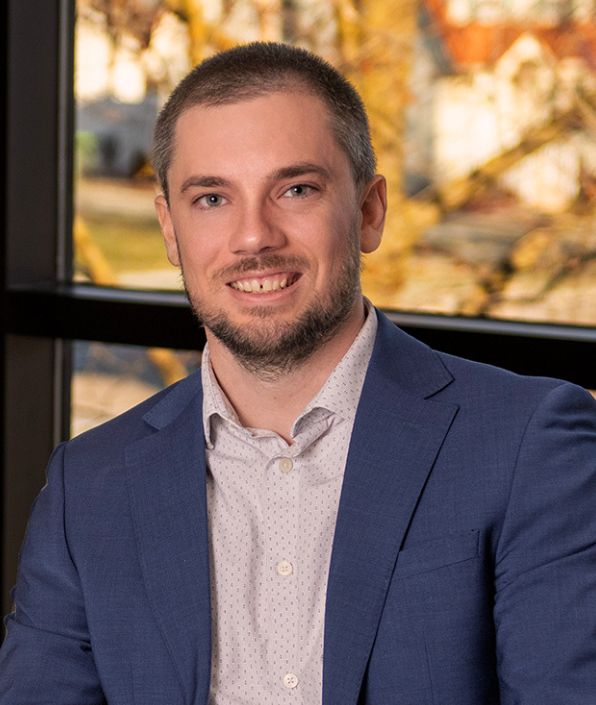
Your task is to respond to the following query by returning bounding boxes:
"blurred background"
[75,0,596,315]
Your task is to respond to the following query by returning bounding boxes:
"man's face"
[155,90,385,374]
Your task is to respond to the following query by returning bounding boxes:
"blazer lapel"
[125,374,211,705]
[323,314,458,705]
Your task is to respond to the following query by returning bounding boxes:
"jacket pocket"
[394,529,479,579]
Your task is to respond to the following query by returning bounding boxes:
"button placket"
[264,451,300,689]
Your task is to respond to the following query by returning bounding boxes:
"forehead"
[169,90,349,180]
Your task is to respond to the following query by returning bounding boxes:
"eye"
[283,184,316,198]
[195,193,227,208]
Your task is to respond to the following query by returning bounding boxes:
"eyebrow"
[180,175,231,194]
[269,162,331,182]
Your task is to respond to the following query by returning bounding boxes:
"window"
[73,0,596,327]
[72,341,200,436]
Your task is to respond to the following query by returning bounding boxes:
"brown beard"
[181,230,362,379]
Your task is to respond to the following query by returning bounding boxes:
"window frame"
[2,0,595,614]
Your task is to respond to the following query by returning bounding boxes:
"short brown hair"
[153,42,376,202]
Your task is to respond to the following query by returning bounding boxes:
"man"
[1,42,595,705]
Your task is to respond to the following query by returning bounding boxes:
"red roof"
[424,0,596,68]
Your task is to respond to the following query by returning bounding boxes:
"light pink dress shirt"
[202,305,378,705]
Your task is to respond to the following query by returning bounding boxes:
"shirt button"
[276,560,294,576]
[279,457,294,474]
[283,672,299,689]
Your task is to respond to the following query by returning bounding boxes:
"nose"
[228,200,286,255]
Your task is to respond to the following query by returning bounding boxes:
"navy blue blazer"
[1,311,596,704]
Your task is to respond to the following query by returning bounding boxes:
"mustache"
[215,255,309,280]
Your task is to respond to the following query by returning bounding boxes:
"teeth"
[230,275,293,293]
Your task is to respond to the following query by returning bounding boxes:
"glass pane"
[72,341,200,436]
[74,1,596,327]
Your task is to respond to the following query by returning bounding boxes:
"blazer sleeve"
[0,443,106,705]
[493,382,596,704]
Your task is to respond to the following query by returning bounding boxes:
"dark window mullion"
[2,0,71,615]
[4,284,596,388]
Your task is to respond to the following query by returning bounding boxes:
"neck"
[206,299,366,442]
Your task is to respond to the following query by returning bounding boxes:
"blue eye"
[196,193,226,207]
[284,184,314,198]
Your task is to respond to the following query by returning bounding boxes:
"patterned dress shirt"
[202,304,378,705]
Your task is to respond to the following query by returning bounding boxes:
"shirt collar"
[201,345,241,449]
[201,300,378,446]
[292,300,377,432]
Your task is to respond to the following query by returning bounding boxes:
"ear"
[155,194,181,267]
[358,175,386,254]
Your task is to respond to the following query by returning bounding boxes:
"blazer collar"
[141,370,203,430]
[323,311,458,705]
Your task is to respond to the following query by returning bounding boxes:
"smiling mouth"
[228,272,301,294]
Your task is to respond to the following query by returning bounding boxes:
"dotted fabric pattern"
[202,306,378,705]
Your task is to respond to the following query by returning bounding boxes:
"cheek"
[175,247,210,291]
[176,216,236,267]
[303,211,354,252]
[174,231,219,275]
[322,216,360,263]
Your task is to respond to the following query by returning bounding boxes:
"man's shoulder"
[437,347,564,393]
[373,309,589,412]
[65,370,203,467]
[435,347,588,418]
